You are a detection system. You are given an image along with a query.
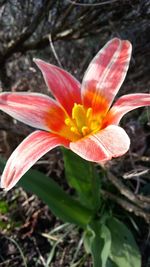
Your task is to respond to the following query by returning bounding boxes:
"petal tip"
[111,37,132,51]
[0,179,9,192]
[0,175,13,191]
[124,39,132,53]
[33,58,43,66]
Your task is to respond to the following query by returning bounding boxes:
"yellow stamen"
[72,103,86,129]
[71,126,80,136]
[64,103,102,141]
[86,107,92,119]
[91,120,100,131]
[65,118,71,126]
[82,126,89,136]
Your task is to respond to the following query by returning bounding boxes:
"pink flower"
[1,38,150,190]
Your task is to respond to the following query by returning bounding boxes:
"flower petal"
[70,125,130,162]
[34,59,81,115]
[82,38,132,114]
[104,93,150,125]
[1,130,69,191]
[0,92,67,133]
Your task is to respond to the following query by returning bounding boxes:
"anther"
[72,103,78,119]
[65,118,71,126]
[71,127,80,136]
[81,126,89,136]
[86,108,92,119]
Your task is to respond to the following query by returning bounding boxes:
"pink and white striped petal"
[70,125,130,162]
[0,92,67,133]
[34,59,81,115]
[104,93,150,125]
[82,38,132,114]
[1,130,70,191]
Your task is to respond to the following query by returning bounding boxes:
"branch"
[101,189,150,223]
[107,172,150,210]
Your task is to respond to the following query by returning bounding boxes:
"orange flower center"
[65,103,102,140]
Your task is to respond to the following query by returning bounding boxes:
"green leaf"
[84,221,111,267]
[0,157,92,228]
[106,217,141,267]
[106,259,118,267]
[101,224,112,267]
[63,148,100,210]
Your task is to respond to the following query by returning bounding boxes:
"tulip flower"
[1,38,150,191]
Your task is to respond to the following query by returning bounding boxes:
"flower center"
[65,103,101,139]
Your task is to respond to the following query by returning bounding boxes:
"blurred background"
[0,0,150,266]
